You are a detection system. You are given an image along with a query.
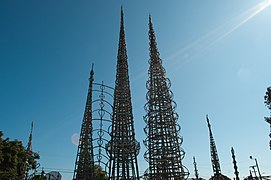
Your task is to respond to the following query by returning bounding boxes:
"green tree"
[0,131,40,179]
[94,164,108,180]
[264,86,271,150]
[0,132,3,163]
[31,174,46,180]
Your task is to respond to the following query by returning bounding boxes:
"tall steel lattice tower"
[106,8,140,180]
[206,115,230,180]
[143,16,189,180]
[73,65,95,180]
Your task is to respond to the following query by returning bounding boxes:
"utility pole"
[250,165,258,179]
[250,156,262,180]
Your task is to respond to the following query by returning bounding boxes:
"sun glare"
[260,0,271,10]
[167,0,271,72]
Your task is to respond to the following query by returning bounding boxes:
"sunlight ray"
[167,0,271,72]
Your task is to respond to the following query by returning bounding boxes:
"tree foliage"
[31,174,46,180]
[0,131,40,179]
[94,164,108,180]
[264,86,271,150]
[264,86,271,124]
[264,86,271,111]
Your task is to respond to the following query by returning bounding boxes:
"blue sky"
[1,0,271,179]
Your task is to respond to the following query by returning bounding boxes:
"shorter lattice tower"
[193,157,199,180]
[20,121,34,179]
[231,147,240,180]
[26,122,33,153]
[73,65,95,180]
[106,7,140,180]
[143,15,188,180]
[206,115,230,180]
[192,157,204,180]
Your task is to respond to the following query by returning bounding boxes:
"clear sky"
[1,0,271,179]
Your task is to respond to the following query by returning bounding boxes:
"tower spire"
[206,115,221,177]
[231,147,240,180]
[143,16,188,179]
[26,121,33,152]
[73,65,95,180]
[206,115,230,180]
[21,121,34,179]
[90,63,94,82]
[193,156,199,180]
[107,7,140,180]
[121,6,124,24]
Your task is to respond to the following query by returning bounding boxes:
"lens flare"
[167,0,271,71]
[71,133,79,146]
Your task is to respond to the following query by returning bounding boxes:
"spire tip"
[90,63,94,82]
[121,6,124,18]
[206,114,211,127]
[31,121,34,133]
[149,14,152,24]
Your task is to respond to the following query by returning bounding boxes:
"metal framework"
[73,66,95,180]
[73,64,114,179]
[106,8,140,180]
[92,81,114,174]
[231,147,240,180]
[143,16,189,180]
[206,115,230,180]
